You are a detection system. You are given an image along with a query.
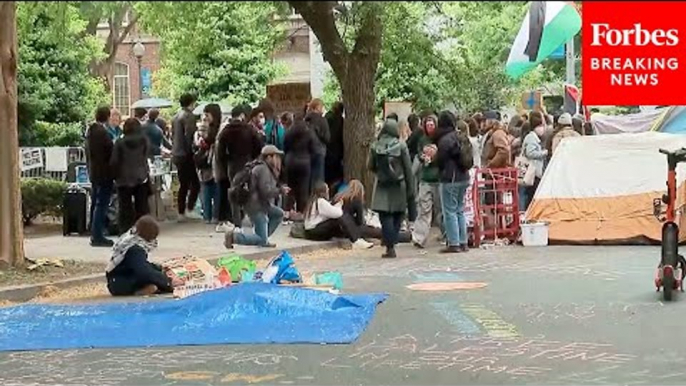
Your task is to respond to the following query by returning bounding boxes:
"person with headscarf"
[369,119,416,258]
[106,215,183,296]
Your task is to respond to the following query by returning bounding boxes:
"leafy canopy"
[136,1,286,105]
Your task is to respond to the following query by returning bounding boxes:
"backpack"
[228,160,262,206]
[374,146,405,184]
[453,131,474,171]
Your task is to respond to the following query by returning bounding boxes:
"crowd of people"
[85,93,592,295]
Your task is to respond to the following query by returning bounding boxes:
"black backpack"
[374,147,405,184]
[453,131,474,171]
[229,160,262,206]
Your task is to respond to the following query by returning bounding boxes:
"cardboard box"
[266,82,312,115]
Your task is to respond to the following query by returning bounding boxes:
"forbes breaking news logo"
[582,1,686,106]
[589,24,679,87]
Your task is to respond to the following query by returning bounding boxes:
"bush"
[21,178,67,225]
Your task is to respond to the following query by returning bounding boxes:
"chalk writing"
[320,334,638,380]
[460,303,520,338]
[220,373,283,384]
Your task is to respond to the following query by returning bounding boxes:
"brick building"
[99,10,325,117]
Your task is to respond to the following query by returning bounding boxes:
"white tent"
[526,132,686,244]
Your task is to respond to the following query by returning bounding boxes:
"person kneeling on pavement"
[303,181,374,249]
[106,215,183,296]
[225,145,290,249]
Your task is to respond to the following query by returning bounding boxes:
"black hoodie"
[110,133,150,188]
[216,119,264,179]
[434,116,469,183]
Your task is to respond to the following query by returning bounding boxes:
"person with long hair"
[194,103,222,224]
[333,179,366,226]
[520,112,549,210]
[303,182,373,249]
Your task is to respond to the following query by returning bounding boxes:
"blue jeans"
[201,180,218,222]
[91,181,113,241]
[234,205,284,246]
[441,181,470,247]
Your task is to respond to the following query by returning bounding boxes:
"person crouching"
[224,145,290,249]
[106,215,182,296]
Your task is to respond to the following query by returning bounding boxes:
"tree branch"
[115,12,139,47]
[288,1,348,79]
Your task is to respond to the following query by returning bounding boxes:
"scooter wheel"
[664,274,675,301]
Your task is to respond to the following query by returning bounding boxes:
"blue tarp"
[0,284,387,352]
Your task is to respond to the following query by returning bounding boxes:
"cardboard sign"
[383,101,413,123]
[520,91,543,112]
[266,82,312,115]
[21,148,43,172]
[465,169,476,227]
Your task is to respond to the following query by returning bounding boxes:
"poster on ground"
[267,82,311,116]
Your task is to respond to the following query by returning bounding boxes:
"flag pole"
[565,37,576,85]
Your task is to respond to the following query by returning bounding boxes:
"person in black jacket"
[86,106,116,247]
[325,101,345,187]
[111,118,151,235]
[405,113,422,161]
[305,99,330,187]
[284,117,316,214]
[434,111,471,254]
[216,105,264,227]
[171,93,201,221]
[106,215,182,296]
[135,107,171,159]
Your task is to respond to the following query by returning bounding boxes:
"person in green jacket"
[369,119,416,258]
[411,114,444,248]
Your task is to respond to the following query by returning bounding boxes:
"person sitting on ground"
[551,112,581,155]
[106,215,183,296]
[303,182,374,249]
[224,145,290,249]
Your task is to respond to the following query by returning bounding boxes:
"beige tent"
[526,132,686,244]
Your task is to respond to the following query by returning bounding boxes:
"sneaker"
[259,242,277,248]
[412,241,424,249]
[460,244,469,253]
[185,211,203,221]
[440,245,462,254]
[352,239,374,250]
[90,238,114,248]
[224,231,234,249]
[177,213,187,223]
[216,222,235,233]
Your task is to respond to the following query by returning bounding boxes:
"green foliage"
[17,2,107,146]
[30,122,84,147]
[21,178,67,226]
[136,1,285,106]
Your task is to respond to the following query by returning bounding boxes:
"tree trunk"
[341,58,377,202]
[0,1,24,268]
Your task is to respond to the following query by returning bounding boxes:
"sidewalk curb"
[0,240,344,303]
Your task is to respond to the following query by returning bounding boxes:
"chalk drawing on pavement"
[460,303,519,338]
[430,301,482,336]
[406,282,488,291]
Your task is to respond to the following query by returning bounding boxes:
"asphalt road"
[1,245,684,386]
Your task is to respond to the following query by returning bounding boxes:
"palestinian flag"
[564,84,580,115]
[505,1,581,79]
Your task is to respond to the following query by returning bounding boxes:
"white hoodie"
[304,198,343,230]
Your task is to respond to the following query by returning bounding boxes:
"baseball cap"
[261,145,284,157]
[558,113,572,126]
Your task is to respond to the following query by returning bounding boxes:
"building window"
[113,62,130,117]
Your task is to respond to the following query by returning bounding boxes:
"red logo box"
[582,1,686,106]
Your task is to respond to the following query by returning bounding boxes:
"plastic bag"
[217,255,257,283]
[264,251,301,284]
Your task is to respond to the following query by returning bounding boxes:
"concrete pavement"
[2,244,684,385]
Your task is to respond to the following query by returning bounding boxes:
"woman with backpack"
[434,111,472,253]
[193,104,221,224]
[369,119,417,258]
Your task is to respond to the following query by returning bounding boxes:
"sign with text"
[266,82,311,116]
[582,1,686,105]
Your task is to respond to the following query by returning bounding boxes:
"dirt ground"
[0,260,105,288]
